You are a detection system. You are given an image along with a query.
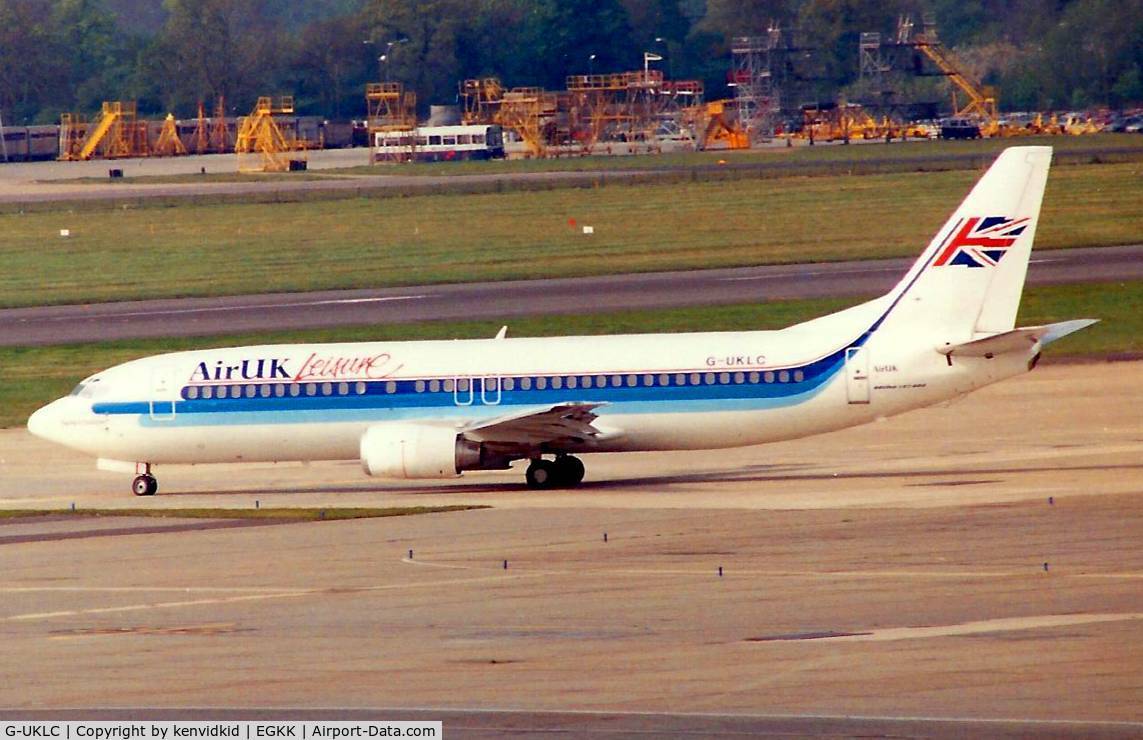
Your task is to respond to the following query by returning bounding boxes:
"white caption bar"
[1,723,441,740]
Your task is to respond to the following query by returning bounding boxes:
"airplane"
[27,146,1097,496]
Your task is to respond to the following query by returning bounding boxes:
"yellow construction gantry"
[367,82,417,162]
[60,101,150,160]
[235,96,309,172]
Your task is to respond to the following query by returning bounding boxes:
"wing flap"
[462,402,608,446]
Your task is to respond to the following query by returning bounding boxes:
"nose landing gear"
[131,463,158,496]
[525,455,586,489]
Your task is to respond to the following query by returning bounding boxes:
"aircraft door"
[845,347,871,404]
[481,376,501,406]
[454,376,474,406]
[149,366,179,420]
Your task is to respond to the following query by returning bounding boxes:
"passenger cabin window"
[428,135,442,145]
[458,134,472,145]
[442,136,457,146]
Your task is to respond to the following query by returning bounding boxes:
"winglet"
[1040,318,1099,346]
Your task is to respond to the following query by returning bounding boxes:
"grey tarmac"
[1,244,1139,345]
[0,362,1140,735]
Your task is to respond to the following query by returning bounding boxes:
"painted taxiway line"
[34,294,428,322]
[1,572,544,623]
[813,612,1143,643]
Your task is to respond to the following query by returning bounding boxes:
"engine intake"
[360,423,483,479]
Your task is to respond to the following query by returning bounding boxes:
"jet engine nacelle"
[360,423,483,479]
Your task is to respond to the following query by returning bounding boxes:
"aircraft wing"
[461,402,608,447]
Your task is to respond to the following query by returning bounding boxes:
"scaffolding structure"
[458,71,705,158]
[209,96,231,152]
[459,78,504,125]
[496,87,559,157]
[859,15,998,132]
[235,96,308,172]
[153,114,187,156]
[366,82,417,162]
[730,30,782,141]
[60,101,150,160]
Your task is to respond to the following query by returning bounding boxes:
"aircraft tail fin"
[875,146,1053,341]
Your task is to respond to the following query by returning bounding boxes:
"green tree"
[141,0,287,116]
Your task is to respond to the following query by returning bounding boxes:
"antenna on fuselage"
[495,325,508,339]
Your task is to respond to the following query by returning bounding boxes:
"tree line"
[1,0,1140,125]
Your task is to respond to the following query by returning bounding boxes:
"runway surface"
[1,362,1140,735]
[2,244,1139,345]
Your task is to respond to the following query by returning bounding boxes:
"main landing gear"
[132,463,158,496]
[525,455,585,489]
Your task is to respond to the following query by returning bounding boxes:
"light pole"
[379,54,388,80]
[655,37,672,79]
[381,39,408,81]
[589,53,596,76]
[643,50,662,80]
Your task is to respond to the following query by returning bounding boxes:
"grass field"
[1,161,1139,308]
[1,280,1137,429]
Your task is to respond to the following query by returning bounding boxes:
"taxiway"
[1,362,1140,735]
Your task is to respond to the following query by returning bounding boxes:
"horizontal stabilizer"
[938,319,1099,357]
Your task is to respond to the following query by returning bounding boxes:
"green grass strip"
[2,160,1139,308]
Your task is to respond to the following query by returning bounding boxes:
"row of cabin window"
[181,369,807,401]
[379,133,487,147]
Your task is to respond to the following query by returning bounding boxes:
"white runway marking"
[720,266,896,282]
[814,612,1143,642]
[1,573,543,623]
[40,294,427,321]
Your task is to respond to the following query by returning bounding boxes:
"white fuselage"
[27,294,1033,468]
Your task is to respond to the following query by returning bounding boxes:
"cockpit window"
[69,378,105,399]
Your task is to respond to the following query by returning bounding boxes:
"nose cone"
[27,400,64,443]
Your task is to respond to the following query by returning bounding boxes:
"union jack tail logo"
[933,216,1030,268]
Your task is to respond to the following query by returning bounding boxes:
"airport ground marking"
[2,573,545,624]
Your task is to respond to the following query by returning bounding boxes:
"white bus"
[373,124,505,162]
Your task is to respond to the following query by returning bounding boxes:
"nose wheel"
[132,474,158,496]
[525,455,585,489]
